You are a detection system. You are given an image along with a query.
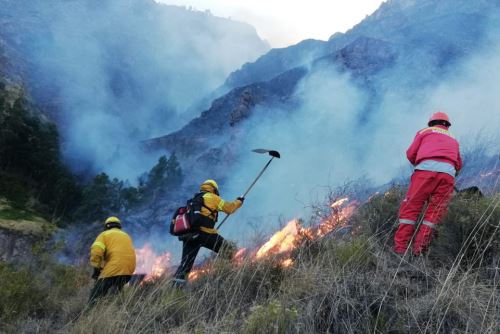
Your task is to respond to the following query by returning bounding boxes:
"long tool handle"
[216,157,275,229]
[241,157,274,197]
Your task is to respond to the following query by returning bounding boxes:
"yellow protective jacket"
[198,183,243,234]
[90,228,136,278]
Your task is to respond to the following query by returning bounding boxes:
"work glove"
[237,197,245,203]
[91,267,101,280]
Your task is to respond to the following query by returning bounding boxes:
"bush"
[0,172,31,208]
[430,194,500,269]
[351,186,405,245]
[3,186,500,333]
[0,262,47,323]
[0,261,89,330]
[242,300,298,334]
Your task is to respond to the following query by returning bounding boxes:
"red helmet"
[428,111,451,126]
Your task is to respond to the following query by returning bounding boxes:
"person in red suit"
[394,112,462,256]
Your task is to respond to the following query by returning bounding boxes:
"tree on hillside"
[74,173,116,221]
[0,93,80,219]
[74,173,142,221]
[140,153,183,200]
[74,153,183,221]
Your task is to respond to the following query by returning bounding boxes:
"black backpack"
[170,192,217,236]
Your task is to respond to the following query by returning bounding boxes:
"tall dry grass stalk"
[3,181,499,333]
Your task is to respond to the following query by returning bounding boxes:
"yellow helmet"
[104,216,121,226]
[201,179,218,191]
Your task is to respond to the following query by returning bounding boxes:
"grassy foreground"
[1,188,499,333]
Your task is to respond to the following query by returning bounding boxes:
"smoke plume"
[220,29,500,244]
[2,0,268,179]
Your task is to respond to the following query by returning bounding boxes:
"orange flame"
[188,267,210,281]
[253,197,356,261]
[134,243,172,282]
[331,197,348,208]
[255,220,300,259]
[280,258,294,267]
[233,248,248,265]
[187,197,357,281]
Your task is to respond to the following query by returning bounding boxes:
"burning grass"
[184,196,357,281]
[2,186,500,333]
[134,243,173,282]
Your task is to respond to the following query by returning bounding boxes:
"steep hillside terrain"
[0,0,499,331]
[0,0,269,177]
[0,81,80,219]
[148,0,499,158]
[224,0,498,89]
[139,0,500,247]
[1,184,499,333]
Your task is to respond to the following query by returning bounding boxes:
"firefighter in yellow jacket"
[88,216,136,305]
[172,179,243,286]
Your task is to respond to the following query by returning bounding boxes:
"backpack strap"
[195,192,218,215]
[197,192,219,222]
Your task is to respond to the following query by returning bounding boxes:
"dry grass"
[2,187,500,334]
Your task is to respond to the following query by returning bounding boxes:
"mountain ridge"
[223,0,497,90]
[137,0,500,234]
[0,0,270,177]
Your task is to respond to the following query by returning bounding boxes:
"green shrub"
[242,299,298,334]
[0,262,47,323]
[0,261,89,328]
[352,186,405,244]
[46,263,90,298]
[330,238,375,268]
[430,194,500,269]
[0,207,35,221]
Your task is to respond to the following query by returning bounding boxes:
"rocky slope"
[0,0,270,177]
[146,0,499,171]
[224,0,498,89]
[0,198,56,263]
[138,0,500,238]
[144,35,398,172]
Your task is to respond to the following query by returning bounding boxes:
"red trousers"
[394,170,454,255]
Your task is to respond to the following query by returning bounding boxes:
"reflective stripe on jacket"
[414,160,456,177]
[406,125,462,172]
[90,228,136,278]
[198,184,242,234]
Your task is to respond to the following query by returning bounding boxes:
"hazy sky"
[157,0,386,47]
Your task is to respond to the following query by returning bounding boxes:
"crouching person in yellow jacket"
[88,216,136,305]
[172,179,243,287]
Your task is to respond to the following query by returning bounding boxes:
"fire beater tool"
[216,149,281,229]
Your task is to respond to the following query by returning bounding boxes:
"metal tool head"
[252,148,281,158]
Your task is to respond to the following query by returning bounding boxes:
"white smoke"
[220,35,500,244]
[424,45,500,145]
[5,0,269,179]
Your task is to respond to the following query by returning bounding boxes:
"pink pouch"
[173,212,191,235]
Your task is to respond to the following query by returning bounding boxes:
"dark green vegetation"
[0,207,36,221]
[75,154,183,222]
[0,83,183,225]
[0,85,80,221]
[0,260,89,328]
[1,186,498,333]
